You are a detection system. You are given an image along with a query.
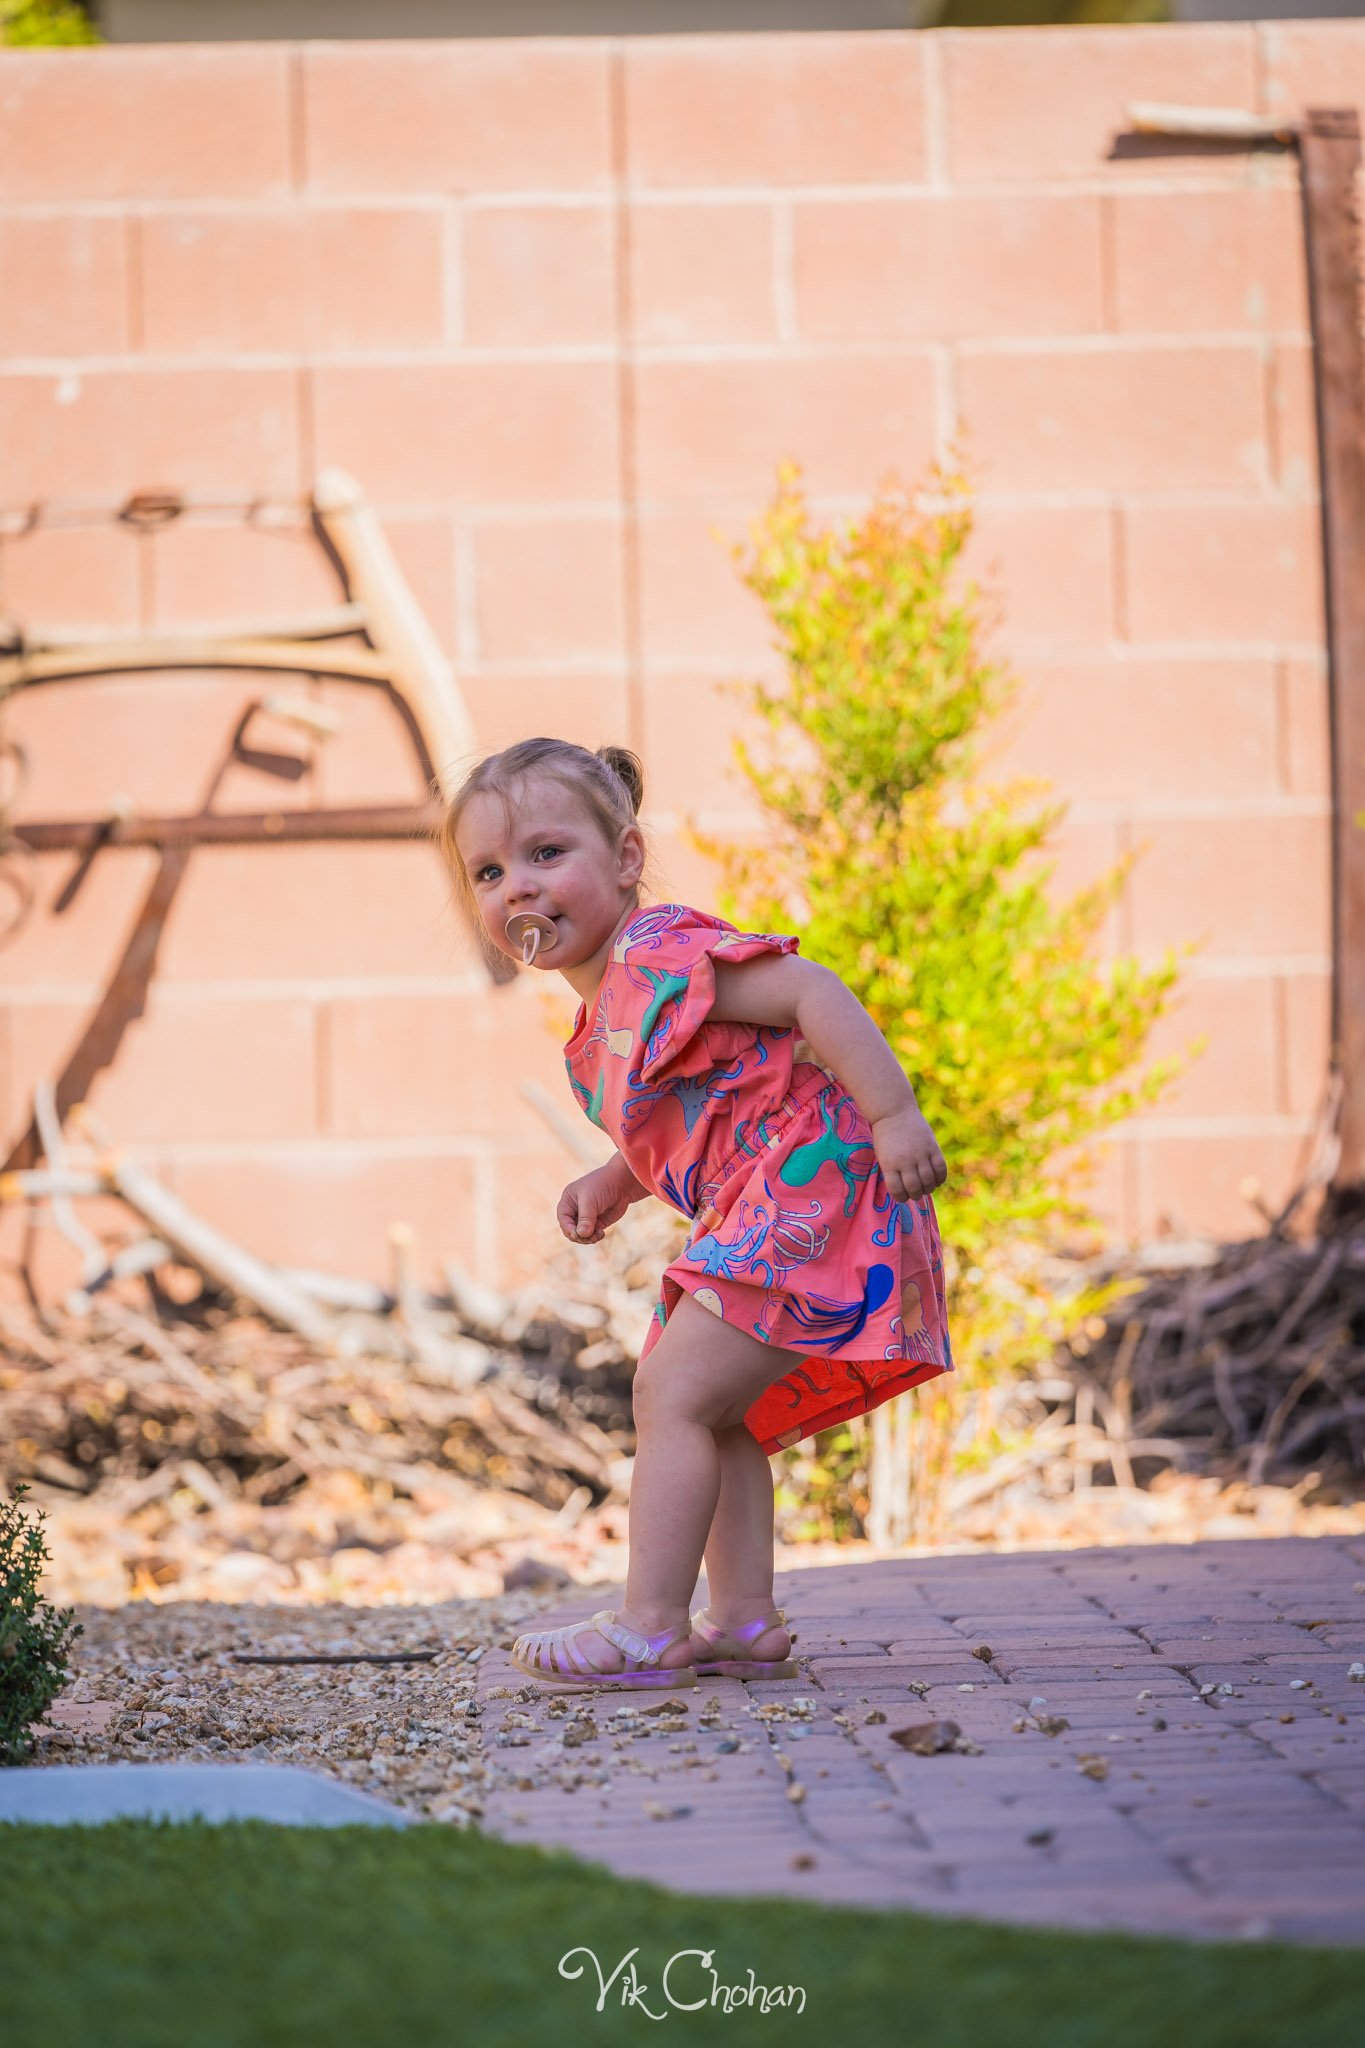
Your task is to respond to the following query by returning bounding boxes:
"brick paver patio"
[475,1536,1365,1947]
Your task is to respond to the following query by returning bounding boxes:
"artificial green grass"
[1,1819,1359,2048]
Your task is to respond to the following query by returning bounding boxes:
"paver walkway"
[475,1535,1365,1946]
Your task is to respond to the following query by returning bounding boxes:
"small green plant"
[698,462,1185,1536]
[1,1482,82,1763]
[920,1,1171,26]
[0,2,100,45]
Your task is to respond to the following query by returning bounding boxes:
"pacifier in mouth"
[505,911,559,966]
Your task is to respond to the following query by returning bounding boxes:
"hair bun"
[596,745,644,815]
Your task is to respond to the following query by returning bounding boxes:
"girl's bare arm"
[611,1151,651,1201]
[709,954,946,1201]
[710,955,909,1120]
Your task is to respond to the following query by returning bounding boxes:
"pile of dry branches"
[0,1135,692,1600]
[1056,1210,1365,1499]
[0,1284,631,1521]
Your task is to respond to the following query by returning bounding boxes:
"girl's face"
[454,774,643,972]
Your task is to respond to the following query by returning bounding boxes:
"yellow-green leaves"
[699,461,1185,1402]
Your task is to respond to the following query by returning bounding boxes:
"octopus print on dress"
[563,903,952,1454]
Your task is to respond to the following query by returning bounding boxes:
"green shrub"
[926,1,1171,27]
[1,1482,82,1764]
[697,463,1185,1535]
[0,2,100,45]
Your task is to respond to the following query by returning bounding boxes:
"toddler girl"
[438,737,952,1691]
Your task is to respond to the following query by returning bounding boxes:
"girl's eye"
[474,845,560,883]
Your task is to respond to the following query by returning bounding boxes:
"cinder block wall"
[0,25,1346,1295]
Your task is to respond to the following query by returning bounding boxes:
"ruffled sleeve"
[629,906,800,1086]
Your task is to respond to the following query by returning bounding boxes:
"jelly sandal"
[509,1607,698,1691]
[689,1605,799,1680]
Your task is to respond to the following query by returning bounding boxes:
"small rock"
[1290,1679,1311,1691]
[501,1557,574,1593]
[1279,1713,1295,1724]
[716,1736,740,1754]
[1028,1696,1049,1713]
[785,1782,806,1803]
[971,1644,993,1664]
[1025,1828,1054,1847]
[1348,1663,1365,1682]
[643,1801,691,1821]
[1152,1717,1168,1731]
[957,1683,975,1692]
[791,1853,816,1870]
[1136,1689,1154,1701]
[863,1708,886,1724]
[1033,1714,1070,1738]
[1076,1754,1110,1781]
[889,1719,961,1756]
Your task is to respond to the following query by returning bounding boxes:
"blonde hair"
[434,738,650,962]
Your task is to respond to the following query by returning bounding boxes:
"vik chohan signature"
[559,1946,806,2018]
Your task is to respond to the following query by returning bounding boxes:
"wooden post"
[1299,111,1365,1201]
[312,468,478,799]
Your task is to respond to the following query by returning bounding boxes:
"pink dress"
[563,902,953,1454]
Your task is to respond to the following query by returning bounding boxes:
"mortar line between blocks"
[608,39,645,761]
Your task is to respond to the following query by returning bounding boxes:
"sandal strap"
[516,1610,693,1678]
[556,1625,603,1677]
[692,1605,786,1649]
[593,1608,689,1668]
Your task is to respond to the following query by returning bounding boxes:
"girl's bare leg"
[699,1425,791,1664]
[555,1292,798,1675]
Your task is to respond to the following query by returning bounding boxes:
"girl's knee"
[633,1357,725,1430]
